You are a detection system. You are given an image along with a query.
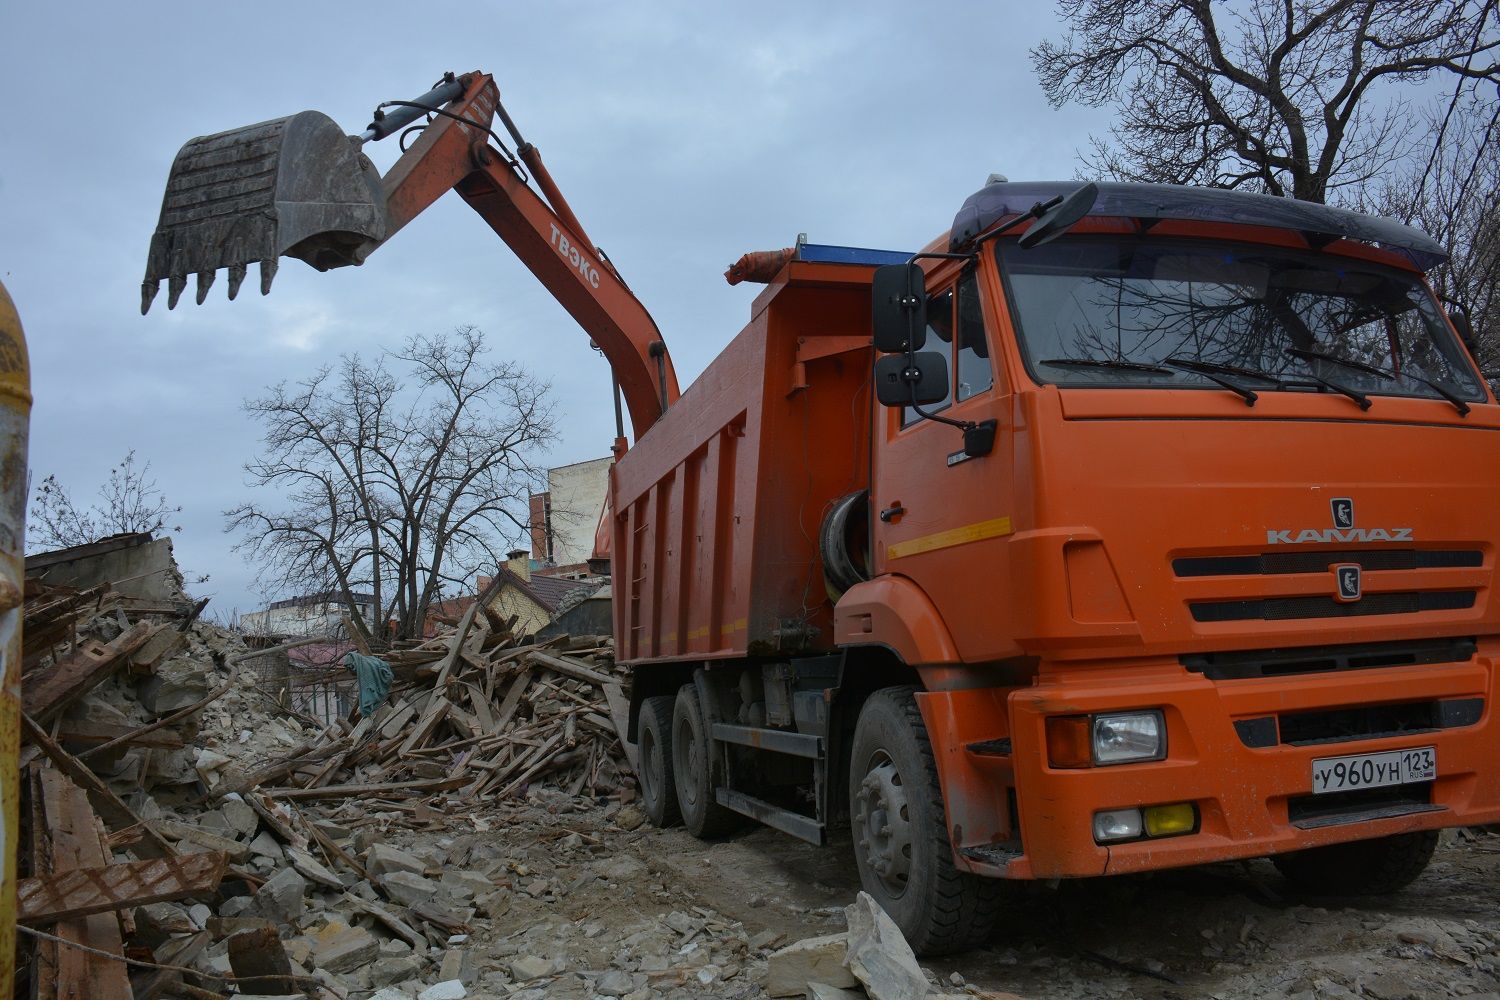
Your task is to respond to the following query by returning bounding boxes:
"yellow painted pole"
[0,279,32,996]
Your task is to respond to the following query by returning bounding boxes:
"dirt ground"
[376,793,1500,999]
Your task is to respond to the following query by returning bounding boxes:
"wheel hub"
[854,757,912,897]
[676,716,702,807]
[640,727,662,802]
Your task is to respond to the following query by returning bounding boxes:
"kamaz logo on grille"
[1266,496,1412,544]
[1334,563,1362,602]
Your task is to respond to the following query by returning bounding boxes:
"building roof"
[949,181,1447,270]
[495,566,598,614]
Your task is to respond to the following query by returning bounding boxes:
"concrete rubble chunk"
[766,934,859,997]
[371,955,422,987]
[312,920,379,975]
[251,867,306,924]
[807,985,867,1000]
[439,946,476,985]
[596,969,636,995]
[417,982,467,1000]
[378,869,441,907]
[220,795,260,838]
[249,830,285,862]
[843,892,929,1000]
[365,843,427,878]
[138,664,211,715]
[508,954,555,981]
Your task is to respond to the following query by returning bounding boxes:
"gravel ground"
[372,794,1500,999]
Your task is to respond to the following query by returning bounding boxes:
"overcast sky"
[1,3,1110,620]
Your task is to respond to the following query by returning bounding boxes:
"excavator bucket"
[141,110,388,314]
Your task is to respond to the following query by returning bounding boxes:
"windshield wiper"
[1286,347,1470,416]
[1039,357,1174,374]
[1162,356,1284,384]
[1278,348,1372,411]
[1160,358,1258,406]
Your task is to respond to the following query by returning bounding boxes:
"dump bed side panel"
[612,266,874,666]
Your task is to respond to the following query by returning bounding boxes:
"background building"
[529,456,611,571]
[240,591,376,638]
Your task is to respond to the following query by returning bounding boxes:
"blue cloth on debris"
[344,651,393,717]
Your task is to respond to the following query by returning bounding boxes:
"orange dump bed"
[610,260,876,664]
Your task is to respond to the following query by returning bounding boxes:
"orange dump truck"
[144,71,1500,956]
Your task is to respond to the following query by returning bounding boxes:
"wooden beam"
[261,776,466,801]
[23,622,156,722]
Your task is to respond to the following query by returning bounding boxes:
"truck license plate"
[1311,746,1436,794]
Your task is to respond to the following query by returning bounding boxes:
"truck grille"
[1182,636,1477,680]
[1190,590,1475,622]
[1174,548,1482,577]
[1287,783,1438,829]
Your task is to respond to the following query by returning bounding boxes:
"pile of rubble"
[17,558,637,999]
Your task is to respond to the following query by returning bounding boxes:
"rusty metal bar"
[0,278,33,998]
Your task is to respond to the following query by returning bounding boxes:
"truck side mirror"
[872,263,927,352]
[1449,309,1477,352]
[875,352,949,407]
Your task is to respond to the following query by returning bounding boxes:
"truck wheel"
[849,686,1001,956]
[1272,830,1439,895]
[672,684,740,838]
[637,695,681,828]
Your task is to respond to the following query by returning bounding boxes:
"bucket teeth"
[195,270,216,305]
[227,263,247,301]
[167,273,187,310]
[141,110,388,314]
[141,280,159,316]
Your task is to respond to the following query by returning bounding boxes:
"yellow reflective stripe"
[887,516,1013,560]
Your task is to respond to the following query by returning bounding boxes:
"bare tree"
[29,451,183,550]
[1366,92,1500,370]
[228,326,555,645]
[1034,1,1499,203]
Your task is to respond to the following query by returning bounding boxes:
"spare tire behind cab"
[821,490,871,599]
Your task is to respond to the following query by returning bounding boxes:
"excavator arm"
[142,71,679,439]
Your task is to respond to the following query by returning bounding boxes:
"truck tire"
[1272,830,1439,896]
[849,686,1001,956]
[638,695,681,828]
[672,684,740,838]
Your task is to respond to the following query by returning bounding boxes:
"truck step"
[710,722,822,759]
[962,842,1024,868]
[715,788,824,845]
[966,738,1012,756]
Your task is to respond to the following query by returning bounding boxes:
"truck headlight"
[1092,711,1165,765]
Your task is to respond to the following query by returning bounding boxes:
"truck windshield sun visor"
[997,237,1486,407]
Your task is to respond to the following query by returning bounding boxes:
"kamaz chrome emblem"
[1333,563,1362,602]
[1266,496,1412,545]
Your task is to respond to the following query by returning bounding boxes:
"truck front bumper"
[917,647,1500,880]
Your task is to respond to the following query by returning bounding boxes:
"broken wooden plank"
[262,776,466,801]
[34,767,133,998]
[24,622,155,722]
[54,720,184,751]
[602,681,639,772]
[22,713,178,860]
[19,851,227,925]
[526,649,616,687]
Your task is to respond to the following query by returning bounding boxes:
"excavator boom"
[142,71,678,439]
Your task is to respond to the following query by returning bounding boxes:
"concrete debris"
[18,543,1500,1000]
[767,934,859,996]
[842,891,929,1000]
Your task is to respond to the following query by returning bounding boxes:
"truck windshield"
[997,237,1485,406]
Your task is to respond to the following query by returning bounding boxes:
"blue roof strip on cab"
[795,243,912,266]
